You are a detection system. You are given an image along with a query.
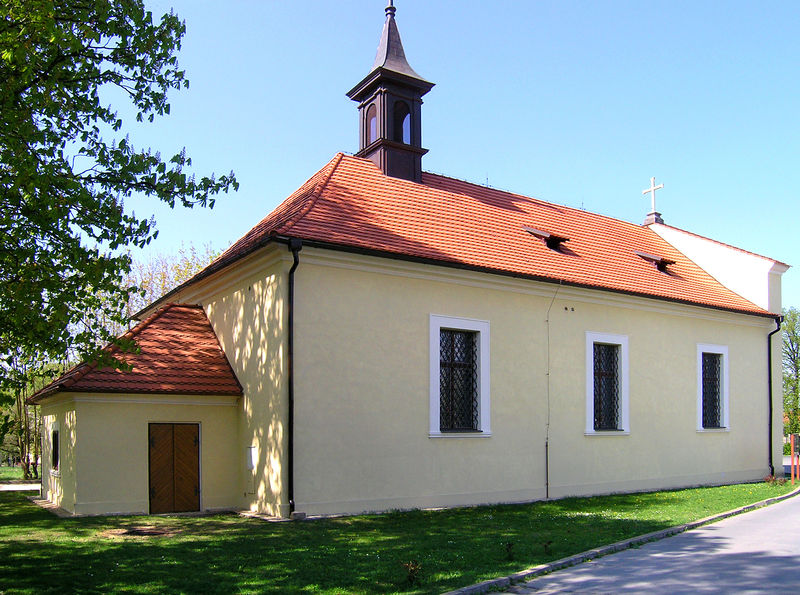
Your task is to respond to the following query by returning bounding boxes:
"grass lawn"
[0,482,794,594]
[0,466,25,482]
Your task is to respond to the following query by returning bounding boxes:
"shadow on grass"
[0,483,791,594]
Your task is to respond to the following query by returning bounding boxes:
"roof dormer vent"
[634,251,675,273]
[524,227,569,252]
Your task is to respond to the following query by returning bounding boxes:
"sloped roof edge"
[135,154,346,320]
[29,304,243,403]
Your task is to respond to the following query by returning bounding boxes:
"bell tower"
[346,1,434,183]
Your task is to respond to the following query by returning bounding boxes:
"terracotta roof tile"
[30,304,242,402]
[198,154,771,317]
[152,153,774,318]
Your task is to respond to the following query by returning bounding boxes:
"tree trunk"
[793,363,800,435]
[14,389,31,480]
[30,405,40,479]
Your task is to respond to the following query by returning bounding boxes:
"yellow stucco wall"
[199,249,289,517]
[41,403,77,511]
[289,248,780,516]
[47,243,779,518]
[40,394,239,515]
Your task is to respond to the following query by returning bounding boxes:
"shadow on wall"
[66,412,76,506]
[207,265,287,515]
[205,173,480,514]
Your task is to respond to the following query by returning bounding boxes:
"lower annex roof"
[29,304,243,403]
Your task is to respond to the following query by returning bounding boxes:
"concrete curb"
[443,485,800,595]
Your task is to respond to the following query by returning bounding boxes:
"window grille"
[593,343,620,430]
[702,352,722,428]
[440,329,479,431]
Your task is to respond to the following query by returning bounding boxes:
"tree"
[98,241,219,336]
[0,0,237,395]
[1,353,55,478]
[0,392,13,465]
[0,242,214,479]
[124,242,219,319]
[784,307,800,435]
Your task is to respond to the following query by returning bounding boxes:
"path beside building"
[0,483,40,491]
[502,490,800,593]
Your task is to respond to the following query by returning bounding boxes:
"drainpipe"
[767,315,783,477]
[287,238,302,515]
[544,281,562,499]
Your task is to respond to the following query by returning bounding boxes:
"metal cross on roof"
[642,177,664,224]
[642,177,663,213]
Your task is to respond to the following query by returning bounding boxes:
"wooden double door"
[148,423,200,514]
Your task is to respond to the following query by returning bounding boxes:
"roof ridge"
[279,152,344,235]
[422,170,651,233]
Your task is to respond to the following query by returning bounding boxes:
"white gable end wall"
[649,223,788,313]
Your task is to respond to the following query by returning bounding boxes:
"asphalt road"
[505,491,800,594]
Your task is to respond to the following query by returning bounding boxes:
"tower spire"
[346,2,434,183]
[370,0,423,80]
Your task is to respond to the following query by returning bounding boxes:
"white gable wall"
[649,223,788,313]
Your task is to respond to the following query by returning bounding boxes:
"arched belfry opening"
[393,101,410,144]
[366,104,378,145]
[346,1,434,183]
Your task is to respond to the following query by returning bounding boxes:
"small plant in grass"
[542,539,553,554]
[503,541,515,561]
[763,475,787,486]
[401,559,422,585]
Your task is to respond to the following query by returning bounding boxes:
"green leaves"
[0,0,237,392]
[784,308,800,434]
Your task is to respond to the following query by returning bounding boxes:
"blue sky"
[129,1,798,309]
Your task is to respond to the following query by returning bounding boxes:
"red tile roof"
[193,153,772,317]
[29,304,242,402]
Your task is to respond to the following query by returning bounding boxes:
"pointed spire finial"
[346,0,434,183]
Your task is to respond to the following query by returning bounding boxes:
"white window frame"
[697,344,730,431]
[585,332,630,435]
[429,314,491,438]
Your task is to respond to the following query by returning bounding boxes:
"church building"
[31,3,788,517]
